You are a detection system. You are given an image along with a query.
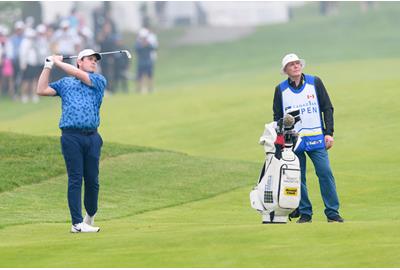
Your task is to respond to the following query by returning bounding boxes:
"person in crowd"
[0,26,15,99]
[51,20,81,81]
[134,28,156,94]
[98,21,116,93]
[19,28,41,103]
[113,35,129,93]
[78,26,97,51]
[9,21,25,98]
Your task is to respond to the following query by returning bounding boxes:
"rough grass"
[0,132,158,192]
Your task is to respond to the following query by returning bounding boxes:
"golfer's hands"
[44,56,54,69]
[325,135,334,150]
[52,55,63,64]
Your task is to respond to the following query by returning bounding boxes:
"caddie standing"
[37,49,107,233]
[272,53,344,223]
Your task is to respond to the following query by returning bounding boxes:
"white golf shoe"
[71,222,100,233]
[84,213,95,226]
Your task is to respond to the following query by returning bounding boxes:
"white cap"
[80,26,93,38]
[77,49,101,60]
[60,20,70,28]
[14,21,25,30]
[36,24,46,34]
[280,53,305,75]
[25,16,35,27]
[24,28,36,38]
[0,25,9,36]
[138,28,149,38]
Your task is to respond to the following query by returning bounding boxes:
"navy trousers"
[61,129,103,225]
[296,148,340,218]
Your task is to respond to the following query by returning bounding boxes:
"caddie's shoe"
[288,208,300,221]
[296,214,312,223]
[71,222,100,233]
[84,213,95,226]
[327,215,344,223]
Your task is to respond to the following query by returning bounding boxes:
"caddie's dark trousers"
[297,148,340,218]
[61,129,103,225]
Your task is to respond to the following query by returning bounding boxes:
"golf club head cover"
[274,134,285,160]
[275,134,285,147]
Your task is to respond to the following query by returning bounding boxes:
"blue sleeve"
[49,78,65,96]
[89,73,107,92]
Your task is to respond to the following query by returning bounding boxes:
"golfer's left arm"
[315,77,334,149]
[37,58,57,96]
[52,55,92,86]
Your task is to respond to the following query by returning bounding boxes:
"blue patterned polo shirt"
[50,73,107,130]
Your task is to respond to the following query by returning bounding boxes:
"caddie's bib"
[279,75,325,152]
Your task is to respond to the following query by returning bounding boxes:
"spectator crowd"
[0,6,151,103]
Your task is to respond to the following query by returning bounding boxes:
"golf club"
[62,50,132,60]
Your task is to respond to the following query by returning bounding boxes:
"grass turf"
[0,2,399,267]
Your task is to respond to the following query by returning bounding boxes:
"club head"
[122,50,132,59]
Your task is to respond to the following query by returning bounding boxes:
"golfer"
[36,49,107,232]
[272,53,344,223]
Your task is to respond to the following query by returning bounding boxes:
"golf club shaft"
[62,50,132,60]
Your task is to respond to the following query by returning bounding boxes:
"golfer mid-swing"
[37,49,107,233]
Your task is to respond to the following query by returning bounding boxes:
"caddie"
[272,53,344,223]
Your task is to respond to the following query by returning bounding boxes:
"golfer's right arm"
[37,58,57,96]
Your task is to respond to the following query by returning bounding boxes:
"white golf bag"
[250,113,301,223]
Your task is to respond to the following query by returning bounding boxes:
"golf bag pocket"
[278,167,301,209]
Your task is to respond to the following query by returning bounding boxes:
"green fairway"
[1,2,400,267]
[1,186,399,267]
